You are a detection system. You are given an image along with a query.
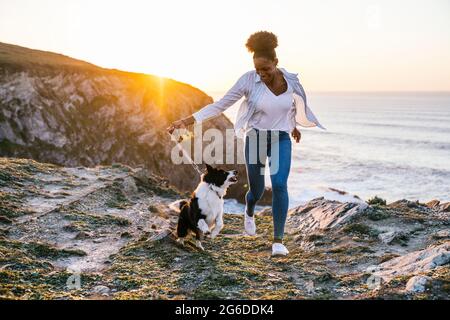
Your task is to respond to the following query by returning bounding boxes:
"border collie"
[169,164,238,250]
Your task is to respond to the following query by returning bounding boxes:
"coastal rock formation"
[0,42,262,204]
[0,157,184,273]
[426,199,450,213]
[373,243,449,282]
[1,157,448,299]
[287,196,369,233]
[405,276,431,293]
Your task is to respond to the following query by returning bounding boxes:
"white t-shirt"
[248,77,294,133]
[191,68,326,139]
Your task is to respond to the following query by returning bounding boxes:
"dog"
[169,164,238,251]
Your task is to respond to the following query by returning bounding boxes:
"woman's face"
[254,57,278,84]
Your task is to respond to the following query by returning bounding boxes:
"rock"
[149,229,171,241]
[305,232,325,242]
[378,231,396,244]
[0,227,10,238]
[378,230,409,245]
[440,202,450,212]
[132,168,152,183]
[156,209,170,219]
[431,230,450,240]
[75,231,93,240]
[122,176,138,195]
[0,216,13,224]
[120,232,132,238]
[287,198,369,234]
[389,199,431,214]
[426,200,450,214]
[328,187,362,200]
[373,242,450,282]
[316,271,334,282]
[328,188,348,196]
[257,207,272,217]
[92,285,111,296]
[407,201,419,208]
[426,200,440,209]
[405,276,430,293]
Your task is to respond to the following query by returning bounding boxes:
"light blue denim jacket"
[192,67,326,139]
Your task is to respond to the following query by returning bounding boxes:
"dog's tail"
[168,199,188,213]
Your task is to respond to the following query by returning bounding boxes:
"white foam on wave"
[224,185,365,216]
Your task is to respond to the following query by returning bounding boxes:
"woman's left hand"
[291,128,301,143]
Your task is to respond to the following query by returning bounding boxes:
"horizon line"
[206,90,450,94]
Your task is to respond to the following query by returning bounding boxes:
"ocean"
[205,91,450,212]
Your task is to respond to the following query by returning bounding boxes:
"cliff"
[0,42,264,204]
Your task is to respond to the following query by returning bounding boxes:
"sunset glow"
[1,0,450,93]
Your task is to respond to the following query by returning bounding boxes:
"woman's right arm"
[167,116,195,134]
[167,72,248,133]
[191,72,248,124]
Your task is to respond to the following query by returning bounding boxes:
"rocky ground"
[0,157,448,300]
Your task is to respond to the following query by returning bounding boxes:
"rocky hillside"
[0,42,260,203]
[0,157,448,300]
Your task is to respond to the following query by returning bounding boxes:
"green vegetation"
[105,181,130,209]
[367,207,391,221]
[62,209,130,231]
[0,42,99,72]
[367,196,387,206]
[343,223,380,237]
[1,240,86,259]
[102,215,318,300]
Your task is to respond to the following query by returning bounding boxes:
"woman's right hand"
[166,119,186,135]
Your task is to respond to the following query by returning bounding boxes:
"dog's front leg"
[194,230,205,251]
[197,219,210,234]
[210,211,224,240]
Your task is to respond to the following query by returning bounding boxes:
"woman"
[167,31,325,256]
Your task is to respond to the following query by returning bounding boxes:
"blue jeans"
[244,128,292,241]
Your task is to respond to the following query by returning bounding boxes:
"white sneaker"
[244,213,256,236]
[272,243,289,256]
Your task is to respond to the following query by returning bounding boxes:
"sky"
[1,0,450,93]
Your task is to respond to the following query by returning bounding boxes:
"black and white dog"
[170,164,238,250]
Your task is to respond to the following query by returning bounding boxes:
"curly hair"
[245,31,278,61]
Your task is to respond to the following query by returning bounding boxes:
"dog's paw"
[200,227,210,234]
[195,241,205,251]
[210,231,219,240]
[197,220,210,234]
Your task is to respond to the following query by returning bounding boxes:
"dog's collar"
[209,185,223,199]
